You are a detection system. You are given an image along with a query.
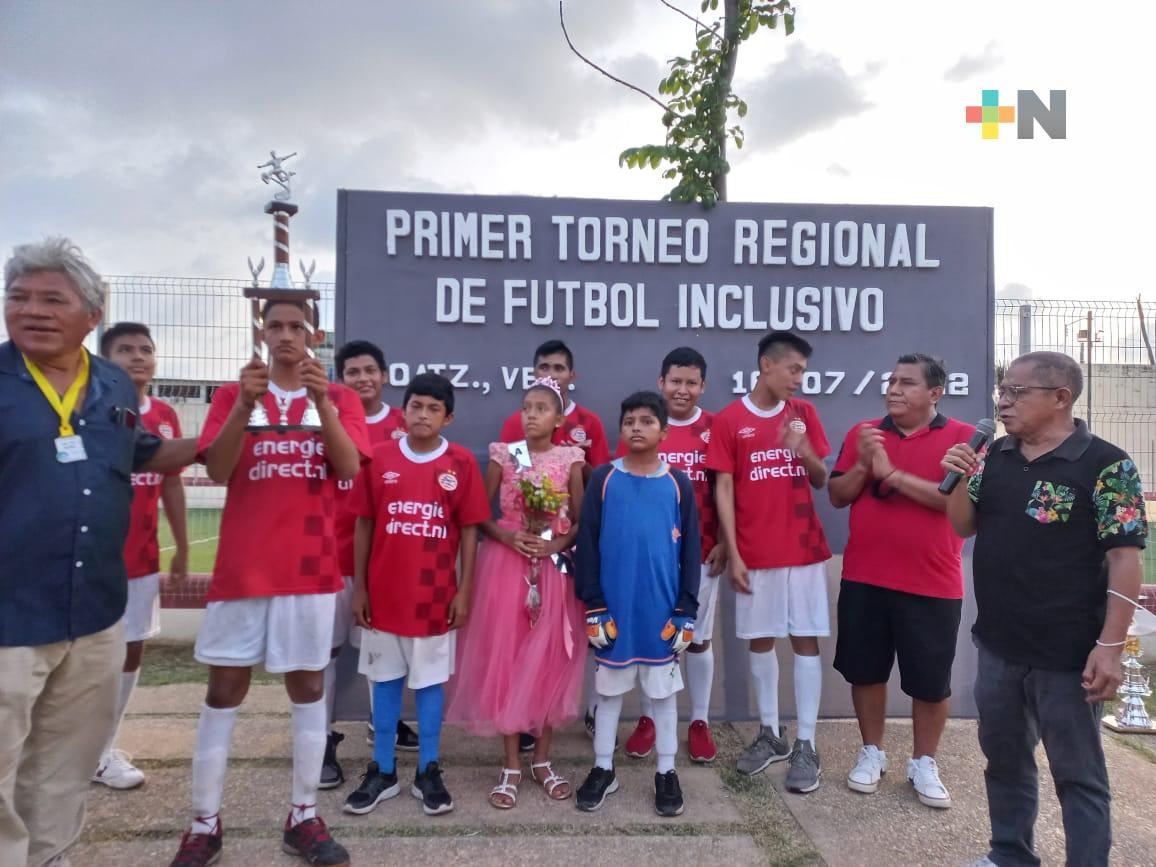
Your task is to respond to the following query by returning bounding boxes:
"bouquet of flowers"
[517,473,568,627]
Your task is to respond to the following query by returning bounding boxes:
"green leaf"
[784,12,795,35]
[737,100,748,118]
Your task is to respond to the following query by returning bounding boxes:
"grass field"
[138,642,281,687]
[157,507,221,573]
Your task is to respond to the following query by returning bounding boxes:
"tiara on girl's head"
[528,376,564,407]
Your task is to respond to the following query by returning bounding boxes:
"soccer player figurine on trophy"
[244,149,322,432]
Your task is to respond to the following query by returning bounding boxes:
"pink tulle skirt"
[446,532,587,737]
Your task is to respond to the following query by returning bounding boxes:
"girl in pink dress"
[446,378,586,808]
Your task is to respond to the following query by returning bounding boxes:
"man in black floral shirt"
[942,351,1147,867]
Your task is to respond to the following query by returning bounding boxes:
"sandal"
[531,761,571,801]
[489,768,521,809]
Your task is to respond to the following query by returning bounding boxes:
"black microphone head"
[976,418,996,438]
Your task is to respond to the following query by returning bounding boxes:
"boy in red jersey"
[168,300,368,867]
[619,347,726,764]
[344,373,489,818]
[499,339,609,470]
[320,339,415,788]
[706,331,831,795]
[94,322,188,791]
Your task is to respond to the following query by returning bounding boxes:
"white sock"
[651,694,678,774]
[323,658,338,729]
[594,693,623,770]
[749,649,780,735]
[102,669,140,756]
[191,704,239,835]
[366,675,374,722]
[638,692,655,719]
[586,658,599,717]
[686,647,714,722]
[794,654,823,744]
[290,699,327,827]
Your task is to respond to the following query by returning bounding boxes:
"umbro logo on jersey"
[383,471,401,484]
[739,426,756,439]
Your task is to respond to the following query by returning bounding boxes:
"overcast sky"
[2,0,1153,304]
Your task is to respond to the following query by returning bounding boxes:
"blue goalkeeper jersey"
[576,459,701,668]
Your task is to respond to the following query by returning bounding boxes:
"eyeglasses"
[996,384,1061,403]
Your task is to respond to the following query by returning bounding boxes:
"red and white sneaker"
[625,716,656,758]
[168,818,223,867]
[687,719,718,763]
[282,814,350,866]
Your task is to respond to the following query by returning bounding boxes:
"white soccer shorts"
[735,562,831,639]
[194,592,337,673]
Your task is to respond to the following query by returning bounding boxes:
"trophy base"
[246,423,324,434]
[1101,714,1156,734]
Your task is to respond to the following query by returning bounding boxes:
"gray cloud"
[997,282,1034,300]
[827,162,851,178]
[944,41,1002,83]
[0,0,662,278]
[739,44,873,151]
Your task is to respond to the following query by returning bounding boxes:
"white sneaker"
[846,745,889,793]
[92,749,145,790]
[908,755,951,809]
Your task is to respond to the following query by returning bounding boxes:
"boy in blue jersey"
[575,391,701,817]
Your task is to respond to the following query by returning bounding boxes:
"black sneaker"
[281,815,349,866]
[396,720,419,752]
[411,761,454,815]
[518,732,536,752]
[575,766,619,812]
[319,731,345,790]
[654,770,684,817]
[342,761,400,815]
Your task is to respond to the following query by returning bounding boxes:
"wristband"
[1095,639,1126,647]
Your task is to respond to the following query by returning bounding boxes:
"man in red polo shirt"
[828,353,974,811]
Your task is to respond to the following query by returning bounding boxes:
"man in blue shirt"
[0,238,196,867]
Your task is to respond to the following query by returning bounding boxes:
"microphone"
[938,418,996,494]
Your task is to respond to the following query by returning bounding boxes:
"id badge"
[508,439,533,471]
[55,434,88,463]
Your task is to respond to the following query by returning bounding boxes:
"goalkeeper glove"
[661,615,695,655]
[585,609,618,650]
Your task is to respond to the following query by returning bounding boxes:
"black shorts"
[833,579,962,702]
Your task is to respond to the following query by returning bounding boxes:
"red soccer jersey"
[196,382,370,601]
[833,414,975,599]
[615,407,719,563]
[124,397,182,579]
[352,437,490,638]
[500,401,610,467]
[705,395,831,569]
[336,403,407,576]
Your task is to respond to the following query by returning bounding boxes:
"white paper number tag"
[508,439,533,471]
[55,435,88,463]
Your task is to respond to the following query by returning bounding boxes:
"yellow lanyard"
[22,348,90,438]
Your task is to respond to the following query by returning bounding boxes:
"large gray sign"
[337,191,994,548]
[334,191,994,720]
